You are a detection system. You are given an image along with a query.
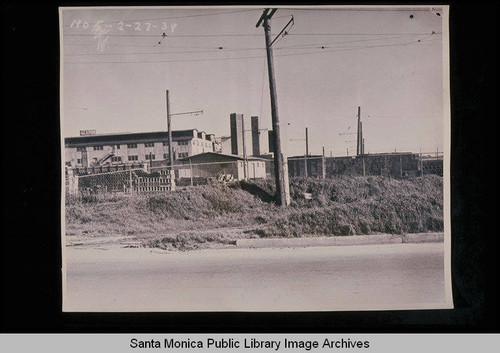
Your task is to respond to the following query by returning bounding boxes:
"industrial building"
[64,111,439,196]
[228,113,268,157]
[177,152,267,182]
[172,114,269,183]
[287,152,442,178]
[230,113,244,156]
[214,136,232,155]
[64,129,215,168]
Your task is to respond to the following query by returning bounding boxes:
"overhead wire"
[64,35,438,64]
[64,44,263,57]
[63,31,441,38]
[63,42,238,49]
[286,32,440,36]
[275,33,441,49]
[63,31,440,56]
[259,58,267,118]
[62,8,261,26]
[63,5,440,65]
[62,31,441,50]
[367,115,441,119]
[63,33,263,37]
[284,8,439,12]
[64,37,438,64]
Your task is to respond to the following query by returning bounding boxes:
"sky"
[60,6,447,157]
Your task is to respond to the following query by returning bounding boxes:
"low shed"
[178,152,267,181]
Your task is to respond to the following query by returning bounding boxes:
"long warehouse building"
[64,129,215,168]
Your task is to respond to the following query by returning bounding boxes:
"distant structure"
[214,136,232,155]
[178,152,267,182]
[64,129,215,168]
[251,116,260,156]
[227,113,266,157]
[268,130,275,154]
[230,113,244,156]
[286,152,443,178]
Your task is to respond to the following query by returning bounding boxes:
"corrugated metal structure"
[287,152,440,178]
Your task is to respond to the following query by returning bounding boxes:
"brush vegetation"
[65,175,443,250]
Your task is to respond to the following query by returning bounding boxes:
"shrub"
[65,175,443,246]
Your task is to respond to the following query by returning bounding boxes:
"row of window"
[74,157,267,166]
[75,139,212,151]
[76,154,174,164]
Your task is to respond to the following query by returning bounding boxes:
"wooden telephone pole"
[356,106,361,156]
[305,127,309,178]
[291,127,309,178]
[166,90,174,167]
[166,90,203,180]
[256,8,288,206]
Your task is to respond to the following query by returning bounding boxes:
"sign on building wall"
[80,129,97,136]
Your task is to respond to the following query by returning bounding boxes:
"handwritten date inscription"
[70,19,178,33]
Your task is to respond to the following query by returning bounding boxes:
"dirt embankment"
[65,175,444,251]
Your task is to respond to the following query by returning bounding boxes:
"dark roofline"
[196,131,216,141]
[355,152,415,156]
[178,152,268,162]
[288,155,324,159]
[65,130,199,146]
[288,152,417,159]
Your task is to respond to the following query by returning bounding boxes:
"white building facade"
[65,129,215,167]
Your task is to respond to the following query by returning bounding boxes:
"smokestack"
[230,113,244,155]
[268,130,275,154]
[251,116,260,156]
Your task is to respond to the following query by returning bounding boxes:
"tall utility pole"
[165,89,203,176]
[256,8,288,206]
[241,115,248,180]
[166,90,174,167]
[356,106,361,156]
[305,127,309,178]
[322,146,326,180]
[290,127,309,178]
[305,127,309,157]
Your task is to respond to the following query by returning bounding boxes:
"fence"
[286,152,443,179]
[66,167,176,199]
[64,159,269,199]
[64,152,444,199]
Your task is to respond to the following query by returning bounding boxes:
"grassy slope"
[65,175,443,250]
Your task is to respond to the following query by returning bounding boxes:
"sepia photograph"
[60,5,452,312]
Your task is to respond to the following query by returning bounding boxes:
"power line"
[63,31,441,38]
[65,54,264,64]
[270,15,294,46]
[63,33,262,38]
[367,115,442,119]
[285,8,440,12]
[62,35,430,51]
[62,8,260,26]
[63,32,439,56]
[259,58,267,118]
[62,32,441,49]
[275,33,441,49]
[64,36,436,64]
[64,48,264,56]
[63,42,235,49]
[287,32,441,36]
[272,14,294,19]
